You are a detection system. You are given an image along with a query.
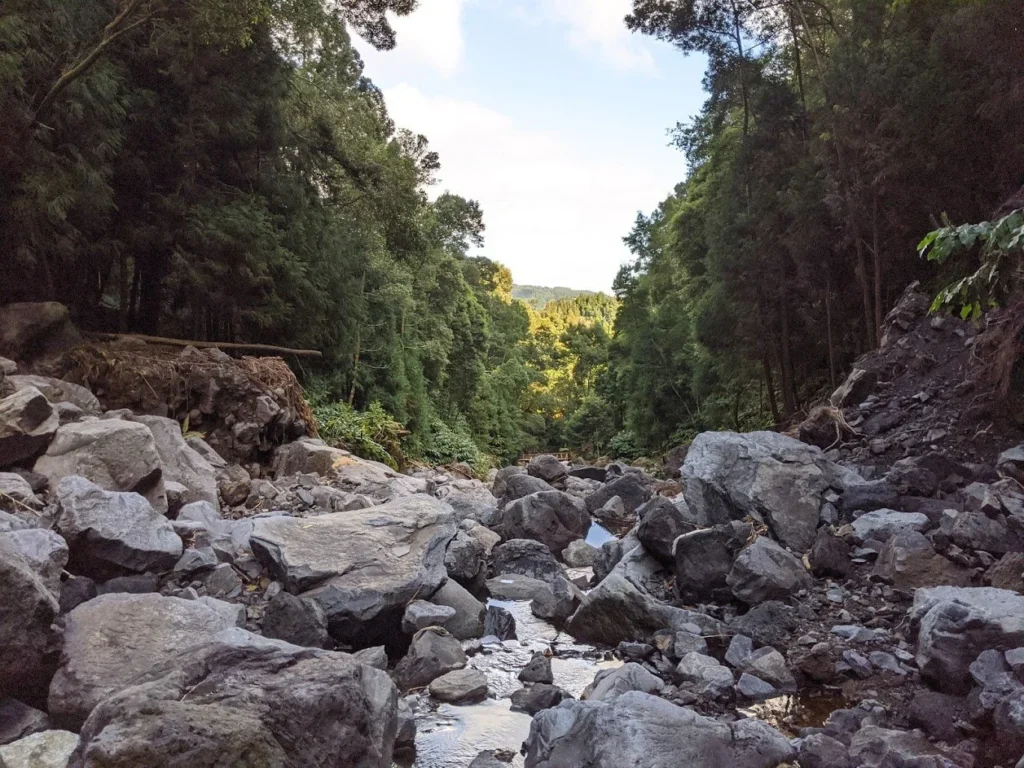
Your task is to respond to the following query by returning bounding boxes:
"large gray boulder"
[910,586,1024,693]
[498,474,555,507]
[636,497,695,564]
[71,628,399,768]
[682,431,849,552]
[674,522,751,602]
[491,491,589,555]
[0,534,61,700]
[490,465,526,500]
[490,538,564,581]
[130,415,218,509]
[429,579,485,640]
[527,454,568,490]
[261,592,331,649]
[272,437,348,477]
[0,528,67,593]
[851,510,930,544]
[0,302,80,363]
[524,691,795,768]
[54,476,181,578]
[49,592,241,728]
[871,530,972,590]
[7,375,101,414]
[584,474,652,518]
[583,663,664,702]
[393,627,467,691]
[0,730,78,768]
[0,387,58,468]
[727,536,812,604]
[566,547,723,646]
[34,419,167,512]
[250,496,455,646]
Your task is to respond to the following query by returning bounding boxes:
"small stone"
[735,673,778,701]
[842,650,873,678]
[510,683,572,715]
[725,635,754,668]
[402,600,456,633]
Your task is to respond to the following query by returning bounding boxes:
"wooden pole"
[89,332,323,358]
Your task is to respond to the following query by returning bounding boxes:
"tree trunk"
[873,192,883,346]
[855,237,874,350]
[762,354,781,425]
[780,308,798,416]
[826,270,837,390]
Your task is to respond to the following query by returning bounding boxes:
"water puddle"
[739,691,850,737]
[585,521,616,547]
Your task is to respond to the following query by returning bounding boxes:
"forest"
[2,0,1023,468]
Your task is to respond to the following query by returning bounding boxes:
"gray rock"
[566,548,723,646]
[519,652,553,684]
[262,591,331,648]
[471,750,511,768]
[0,529,67,594]
[498,473,554,507]
[584,663,664,702]
[636,497,695,564]
[352,645,389,670]
[673,629,709,657]
[487,573,549,601]
[911,586,1024,693]
[585,474,652,519]
[54,476,182,578]
[491,491,590,554]
[798,733,853,768]
[735,673,777,701]
[993,690,1024,761]
[130,415,219,509]
[0,699,50,746]
[841,650,873,678]
[872,530,972,589]
[511,683,573,715]
[484,605,516,640]
[445,530,485,582]
[0,387,58,468]
[429,579,485,640]
[562,539,598,567]
[908,691,966,743]
[402,599,456,633]
[72,627,399,767]
[527,455,568,490]
[491,539,563,581]
[673,522,750,601]
[0,730,78,768]
[0,473,38,511]
[674,652,734,699]
[428,668,488,703]
[808,527,852,578]
[682,431,849,552]
[490,466,526,498]
[7,376,99,415]
[726,536,812,604]
[393,627,467,691]
[531,577,582,624]
[738,647,796,692]
[840,478,899,515]
[592,526,640,581]
[524,691,794,768]
[271,437,348,477]
[847,725,959,768]
[851,509,930,544]
[950,508,1023,555]
[592,495,634,530]
[250,495,455,646]
[48,593,240,729]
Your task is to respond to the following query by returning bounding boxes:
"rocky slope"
[1,301,1024,768]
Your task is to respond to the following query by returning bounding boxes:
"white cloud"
[384,84,682,291]
[366,0,467,76]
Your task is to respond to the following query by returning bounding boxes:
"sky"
[357,0,708,293]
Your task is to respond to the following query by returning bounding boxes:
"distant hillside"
[512,285,600,309]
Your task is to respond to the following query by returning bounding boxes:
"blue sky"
[358,0,708,292]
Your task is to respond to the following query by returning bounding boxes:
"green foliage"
[308,397,404,469]
[919,209,1024,319]
[512,285,600,310]
[608,430,643,461]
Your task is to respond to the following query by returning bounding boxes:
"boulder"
[71,628,398,767]
[437,481,498,524]
[0,699,50,746]
[7,375,100,414]
[949,508,1024,555]
[428,579,485,640]
[569,466,607,483]
[566,548,723,646]
[34,419,167,512]
[682,431,848,552]
[444,530,485,583]
[726,536,812,604]
[808,527,852,579]
[527,455,568,490]
[851,509,930,544]
[987,552,1024,592]
[510,684,573,715]
[0,387,58,468]
[847,726,958,768]
[636,497,696,564]
[402,600,456,634]
[0,473,38,510]
[871,530,973,590]
[487,573,549,601]
[250,496,455,646]
[0,730,78,768]
[484,605,516,640]
[0,535,60,701]
[840,479,900,515]
[491,465,526,499]
[261,592,331,649]
[130,415,218,508]
[519,652,553,684]
[583,663,663,702]
[830,367,877,408]
[798,733,854,768]
[591,495,633,530]
[393,627,466,691]
[523,691,795,768]
[674,522,750,601]
[48,592,241,728]
[271,437,348,477]
[562,539,598,567]
[592,526,640,582]
[490,539,563,581]
[498,474,553,507]
[491,491,589,554]
[911,586,1024,693]
[584,474,651,518]
[729,601,799,649]
[0,529,67,594]
[674,652,734,699]
[0,303,80,362]
[530,577,582,624]
[54,476,182,578]
[428,669,488,703]
[737,647,796,692]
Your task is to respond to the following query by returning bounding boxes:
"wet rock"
[49,593,240,729]
[673,521,750,601]
[674,652,734,699]
[566,548,723,646]
[402,599,456,633]
[808,527,852,578]
[847,725,958,768]
[584,663,664,702]
[872,530,973,589]
[262,592,331,648]
[738,647,796,692]
[524,691,794,768]
[393,627,467,691]
[562,539,598,567]
[484,605,516,640]
[585,474,652,519]
[510,684,573,714]
[429,668,488,703]
[636,497,696,564]
[911,586,1024,693]
[250,495,455,647]
[498,474,554,507]
[491,491,590,554]
[54,476,182,578]
[527,455,568,490]
[490,539,563,581]
[0,729,78,768]
[851,510,930,543]
[0,387,58,468]
[72,628,399,767]
[519,652,553,684]
[727,536,812,604]
[430,579,485,640]
[0,699,50,746]
[682,430,848,552]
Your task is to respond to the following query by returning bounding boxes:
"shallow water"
[585,521,616,547]
[739,691,850,737]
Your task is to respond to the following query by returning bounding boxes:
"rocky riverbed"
[2,300,1024,768]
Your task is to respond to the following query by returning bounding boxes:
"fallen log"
[88,332,323,358]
